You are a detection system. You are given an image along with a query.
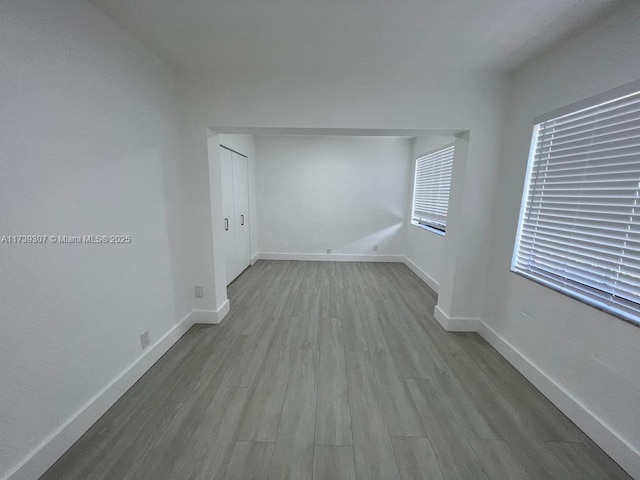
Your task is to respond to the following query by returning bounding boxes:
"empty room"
[2,0,640,479]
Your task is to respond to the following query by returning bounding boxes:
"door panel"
[232,152,251,275]
[220,147,237,284]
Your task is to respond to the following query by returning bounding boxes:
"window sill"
[509,268,640,329]
[411,221,445,237]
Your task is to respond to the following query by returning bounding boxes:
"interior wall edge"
[189,299,232,326]
[2,312,196,480]
[433,304,480,332]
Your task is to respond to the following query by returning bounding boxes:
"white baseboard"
[254,254,439,296]
[430,293,639,477]
[4,312,195,480]
[255,252,405,262]
[403,256,439,293]
[19,265,635,480]
[428,293,638,477]
[476,319,640,479]
[189,299,231,325]
[217,299,231,322]
[433,304,479,332]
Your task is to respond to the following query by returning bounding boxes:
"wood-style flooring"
[41,261,632,480]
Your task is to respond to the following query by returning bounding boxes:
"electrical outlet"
[326,248,332,254]
[373,244,379,252]
[140,331,150,350]
[195,286,204,298]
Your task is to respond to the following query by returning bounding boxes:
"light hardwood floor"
[41,261,632,480]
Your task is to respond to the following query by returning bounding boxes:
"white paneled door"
[221,146,251,285]
[232,151,251,279]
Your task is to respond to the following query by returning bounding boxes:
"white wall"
[254,136,411,258]
[404,135,456,291]
[4,1,637,478]
[483,2,640,476]
[178,66,509,321]
[0,1,189,478]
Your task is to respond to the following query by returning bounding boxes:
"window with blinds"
[512,85,640,325]
[411,145,454,234]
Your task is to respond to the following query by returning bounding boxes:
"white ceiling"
[89,0,621,73]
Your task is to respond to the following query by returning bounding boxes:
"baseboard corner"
[190,299,231,325]
[217,299,231,322]
[433,304,479,332]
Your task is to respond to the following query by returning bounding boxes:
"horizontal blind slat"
[412,146,454,232]
[513,88,640,324]
[546,93,640,130]
[537,110,640,145]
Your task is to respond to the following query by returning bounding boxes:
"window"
[512,83,640,326]
[411,144,454,234]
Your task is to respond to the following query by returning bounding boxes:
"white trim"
[476,319,640,480]
[4,312,195,480]
[189,310,217,324]
[190,299,231,325]
[256,252,405,263]
[17,263,636,480]
[433,304,450,330]
[217,299,231,322]
[403,256,439,293]
[433,304,479,332]
[422,274,639,477]
[254,253,439,293]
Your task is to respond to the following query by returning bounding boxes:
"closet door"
[220,147,237,285]
[232,152,251,275]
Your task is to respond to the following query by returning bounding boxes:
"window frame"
[410,143,455,237]
[510,79,640,328]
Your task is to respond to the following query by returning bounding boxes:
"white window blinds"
[411,145,454,233]
[512,87,640,325]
